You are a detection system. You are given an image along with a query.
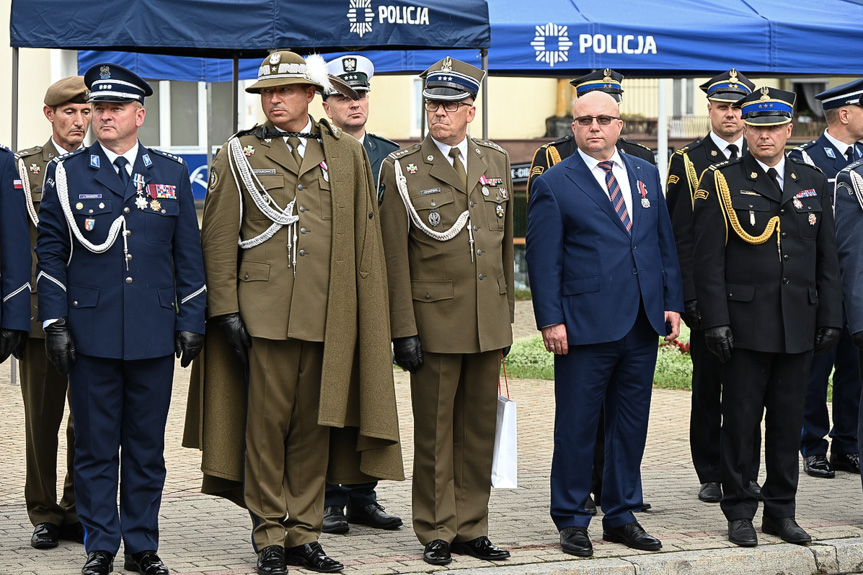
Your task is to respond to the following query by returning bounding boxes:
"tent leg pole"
[232,55,239,134]
[481,49,488,140]
[658,78,668,188]
[10,47,19,386]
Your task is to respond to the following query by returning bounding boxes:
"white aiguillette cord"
[394,158,475,262]
[16,157,39,227]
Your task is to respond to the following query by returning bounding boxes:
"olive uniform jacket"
[692,154,842,354]
[16,140,62,337]
[183,118,404,505]
[378,136,514,354]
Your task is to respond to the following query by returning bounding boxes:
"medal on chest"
[133,173,147,210]
[637,180,650,208]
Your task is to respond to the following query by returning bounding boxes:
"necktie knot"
[287,136,303,168]
[726,144,739,159]
[598,160,614,173]
[766,167,782,191]
[114,157,130,187]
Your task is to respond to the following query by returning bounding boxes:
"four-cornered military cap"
[734,87,795,126]
[326,55,374,95]
[246,50,331,94]
[421,56,485,101]
[84,63,153,103]
[44,76,89,107]
[570,69,624,102]
[699,69,755,102]
[815,78,863,110]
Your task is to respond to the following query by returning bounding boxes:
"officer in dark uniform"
[665,69,763,504]
[36,63,206,575]
[693,87,842,547]
[527,68,653,514]
[527,68,655,196]
[320,54,402,535]
[16,76,90,550]
[789,79,863,479]
[0,147,32,362]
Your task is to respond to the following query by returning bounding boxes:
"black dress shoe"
[31,522,60,549]
[256,545,287,575]
[451,536,510,560]
[602,521,661,551]
[59,522,86,544]
[322,506,349,534]
[762,516,811,544]
[285,541,343,573]
[559,526,593,557]
[82,550,114,575]
[584,495,597,515]
[422,539,452,565]
[830,452,861,474]
[748,480,763,501]
[124,550,169,575]
[727,518,757,547]
[803,454,835,478]
[346,502,403,530]
[698,482,722,503]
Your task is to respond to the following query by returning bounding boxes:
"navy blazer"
[526,150,683,346]
[36,142,206,360]
[0,147,32,331]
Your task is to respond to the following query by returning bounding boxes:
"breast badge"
[428,211,441,227]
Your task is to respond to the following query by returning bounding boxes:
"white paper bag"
[491,394,518,488]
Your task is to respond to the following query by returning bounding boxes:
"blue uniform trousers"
[68,353,174,555]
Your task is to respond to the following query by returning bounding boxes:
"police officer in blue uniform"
[0,146,32,362]
[36,63,206,575]
[789,79,863,479]
[320,54,402,535]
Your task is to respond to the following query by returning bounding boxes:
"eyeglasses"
[573,115,621,127]
[425,100,473,113]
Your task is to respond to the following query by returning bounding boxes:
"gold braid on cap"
[715,169,781,256]
[683,152,699,209]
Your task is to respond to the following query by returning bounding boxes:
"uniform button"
[783,254,789,260]
[300,227,307,234]
[369,212,374,219]
[470,201,475,207]
[124,207,131,214]
[72,301,78,307]
[300,206,306,212]
[780,209,785,214]
[299,249,306,256]
[244,274,249,280]
[781,232,787,238]
[126,277,133,284]
[782,277,789,284]
[126,254,132,261]
[88,209,94,214]
[297,184,304,191]
[425,293,431,300]
[479,273,485,280]
[473,225,478,231]
[477,249,483,255]
[632,268,638,275]
[430,201,436,207]
[124,230,132,237]
[632,245,637,250]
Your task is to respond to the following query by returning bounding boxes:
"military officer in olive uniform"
[378,57,513,566]
[693,88,842,547]
[201,50,402,575]
[36,63,206,575]
[320,54,402,535]
[665,69,763,505]
[790,79,863,480]
[16,76,91,550]
[527,69,654,196]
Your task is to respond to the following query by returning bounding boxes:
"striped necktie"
[598,160,631,234]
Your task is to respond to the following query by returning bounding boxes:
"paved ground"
[2,300,863,575]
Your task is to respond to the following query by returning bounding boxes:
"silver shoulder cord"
[801,150,815,167]
[55,160,131,270]
[227,136,300,274]
[16,157,40,227]
[394,158,475,262]
[849,169,863,212]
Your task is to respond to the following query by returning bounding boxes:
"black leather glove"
[682,299,701,331]
[704,325,733,363]
[393,336,423,373]
[44,318,76,375]
[853,331,863,350]
[814,327,841,355]
[502,345,511,358]
[215,313,251,367]
[175,330,204,368]
[0,329,27,363]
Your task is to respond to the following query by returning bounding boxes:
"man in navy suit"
[526,91,683,557]
[789,79,863,479]
[36,63,206,575]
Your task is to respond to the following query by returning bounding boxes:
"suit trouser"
[410,350,499,545]
[19,338,77,526]
[801,326,861,457]
[68,353,174,555]
[245,338,329,551]
[720,349,810,521]
[689,329,761,484]
[550,308,656,531]
[324,482,378,509]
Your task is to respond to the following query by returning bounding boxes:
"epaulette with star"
[544,135,573,149]
[708,158,736,171]
[53,148,84,163]
[389,144,420,160]
[475,139,508,156]
[151,148,185,165]
[792,140,816,152]
[619,137,652,152]
[789,155,822,173]
[0,144,12,155]
[15,145,42,160]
